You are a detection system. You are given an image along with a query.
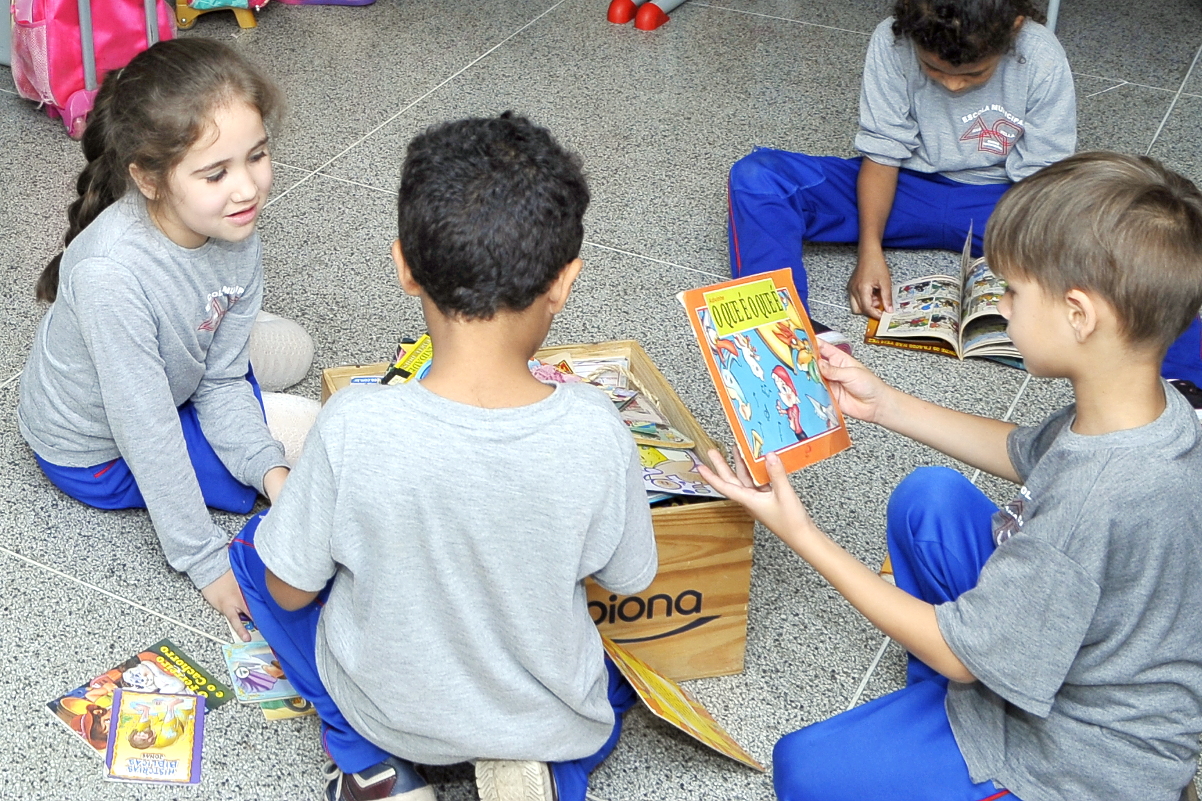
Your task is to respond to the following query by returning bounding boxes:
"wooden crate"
[320,341,755,681]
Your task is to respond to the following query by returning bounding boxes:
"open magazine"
[864,228,1023,369]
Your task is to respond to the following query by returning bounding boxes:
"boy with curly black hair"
[229,113,657,801]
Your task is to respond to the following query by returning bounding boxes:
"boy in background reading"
[704,151,1202,801]
[230,113,657,801]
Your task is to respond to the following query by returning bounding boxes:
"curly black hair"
[892,0,1047,66]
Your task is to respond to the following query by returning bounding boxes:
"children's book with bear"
[679,269,851,485]
[864,228,1023,368]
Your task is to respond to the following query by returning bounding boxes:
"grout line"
[0,544,226,645]
[968,372,1032,488]
[0,370,22,392]
[844,637,890,711]
[315,172,400,196]
[268,0,572,207]
[581,241,725,277]
[1145,40,1202,156]
[1070,71,1183,95]
[690,2,872,36]
[1083,80,1128,99]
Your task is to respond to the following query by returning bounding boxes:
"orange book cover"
[679,270,851,485]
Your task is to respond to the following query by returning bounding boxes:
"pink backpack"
[11,0,176,138]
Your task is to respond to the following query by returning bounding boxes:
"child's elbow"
[943,661,977,685]
[265,569,318,611]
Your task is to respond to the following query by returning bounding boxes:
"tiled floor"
[2,2,1200,799]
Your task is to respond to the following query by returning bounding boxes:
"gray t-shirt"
[256,380,658,765]
[936,384,1202,801]
[856,18,1077,185]
[17,194,287,589]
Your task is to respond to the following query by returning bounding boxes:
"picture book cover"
[639,446,724,498]
[260,696,317,720]
[679,270,851,485]
[222,641,299,704]
[601,636,764,771]
[105,690,204,785]
[48,640,232,755]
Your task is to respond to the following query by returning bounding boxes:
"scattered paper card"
[602,636,764,771]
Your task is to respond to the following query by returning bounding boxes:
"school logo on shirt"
[959,104,1026,156]
[994,485,1032,545]
[198,285,246,332]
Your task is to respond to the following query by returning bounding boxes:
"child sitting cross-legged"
[229,113,658,801]
[702,151,1202,801]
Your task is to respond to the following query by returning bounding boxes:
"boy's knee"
[889,466,967,515]
[772,726,842,801]
[887,467,972,544]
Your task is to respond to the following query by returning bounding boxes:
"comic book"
[226,615,316,719]
[222,641,301,704]
[48,640,231,756]
[105,690,204,785]
[864,228,1023,368]
[679,269,852,486]
[601,636,764,771]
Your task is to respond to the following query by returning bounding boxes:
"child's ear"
[393,240,423,297]
[546,258,584,314]
[1013,15,1025,31]
[1064,288,1099,342]
[128,164,158,201]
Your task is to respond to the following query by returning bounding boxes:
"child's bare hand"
[201,569,252,641]
[847,252,894,318]
[817,340,892,424]
[697,450,815,548]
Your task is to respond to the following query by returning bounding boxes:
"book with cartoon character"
[222,641,300,704]
[679,270,852,486]
[105,690,204,785]
[48,640,231,756]
[864,227,1023,368]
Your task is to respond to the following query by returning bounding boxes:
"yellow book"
[105,690,203,785]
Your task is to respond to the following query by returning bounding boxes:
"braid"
[37,80,127,302]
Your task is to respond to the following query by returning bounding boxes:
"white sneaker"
[249,311,315,391]
[474,760,555,801]
[261,392,320,466]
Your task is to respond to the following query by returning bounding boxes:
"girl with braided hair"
[18,38,308,637]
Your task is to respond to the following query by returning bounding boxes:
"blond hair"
[985,151,1202,350]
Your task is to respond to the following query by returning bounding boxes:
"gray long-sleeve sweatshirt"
[856,18,1077,184]
[18,193,287,589]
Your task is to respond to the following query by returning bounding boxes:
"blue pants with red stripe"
[727,151,1009,309]
[228,511,636,800]
[33,370,265,514]
[773,467,1020,801]
[727,149,1202,382]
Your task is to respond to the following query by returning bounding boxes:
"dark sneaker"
[811,320,853,355]
[474,760,556,801]
[324,757,436,801]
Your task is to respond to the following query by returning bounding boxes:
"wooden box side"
[321,362,390,404]
[586,500,755,680]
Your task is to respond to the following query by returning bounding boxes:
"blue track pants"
[727,151,1009,308]
[773,467,1020,801]
[34,370,265,514]
[229,512,636,799]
